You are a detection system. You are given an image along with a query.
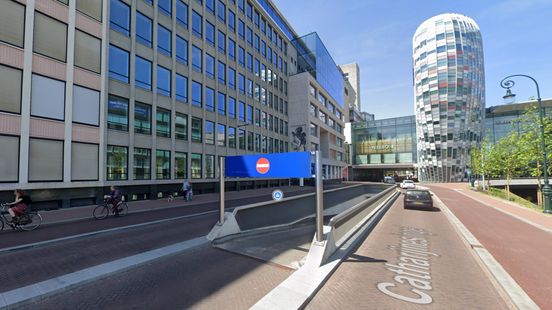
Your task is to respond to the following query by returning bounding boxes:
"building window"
[106,145,128,180]
[0,0,25,48]
[239,101,245,122]
[228,9,235,32]
[217,0,225,22]
[191,153,202,179]
[192,80,202,107]
[228,127,236,148]
[0,65,22,114]
[191,117,202,142]
[0,135,19,182]
[228,38,236,59]
[228,67,236,89]
[246,52,253,72]
[205,120,215,144]
[206,21,215,45]
[218,30,226,53]
[31,74,65,121]
[247,105,253,124]
[205,53,215,78]
[205,154,215,178]
[73,85,100,126]
[176,35,188,64]
[176,74,188,102]
[238,73,245,94]
[247,79,253,97]
[175,152,188,179]
[157,65,171,96]
[134,148,151,180]
[218,61,226,84]
[134,102,151,135]
[156,108,171,137]
[136,12,152,47]
[228,96,236,118]
[247,132,254,151]
[238,18,245,38]
[217,124,226,146]
[238,46,245,66]
[310,123,317,137]
[158,25,172,56]
[135,56,152,90]
[107,95,128,131]
[246,26,252,45]
[205,86,215,111]
[192,45,202,72]
[206,0,215,14]
[156,150,171,179]
[110,0,130,36]
[238,129,245,150]
[176,113,188,140]
[217,92,226,115]
[255,133,261,152]
[176,0,188,28]
[109,45,129,83]
[28,138,64,182]
[192,10,202,38]
[74,30,101,73]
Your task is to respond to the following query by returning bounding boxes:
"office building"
[0,0,350,208]
[485,98,552,144]
[350,115,417,182]
[413,13,485,182]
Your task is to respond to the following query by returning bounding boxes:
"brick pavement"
[427,184,552,309]
[307,195,508,309]
[17,245,292,310]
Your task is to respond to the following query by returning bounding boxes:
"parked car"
[404,189,433,210]
[384,176,396,184]
[400,179,416,189]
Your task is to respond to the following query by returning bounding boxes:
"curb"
[432,192,539,310]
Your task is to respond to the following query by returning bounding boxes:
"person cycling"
[104,186,123,214]
[4,189,32,224]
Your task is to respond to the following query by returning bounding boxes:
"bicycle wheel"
[117,202,128,217]
[93,205,109,219]
[19,212,42,231]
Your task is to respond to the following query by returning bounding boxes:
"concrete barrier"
[207,183,391,241]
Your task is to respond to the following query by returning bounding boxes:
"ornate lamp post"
[500,74,552,213]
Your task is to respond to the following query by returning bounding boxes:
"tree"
[487,130,525,199]
[471,138,492,190]
[517,106,552,207]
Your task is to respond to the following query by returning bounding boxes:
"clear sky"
[273,0,552,119]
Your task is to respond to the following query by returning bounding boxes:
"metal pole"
[219,157,225,224]
[315,151,324,242]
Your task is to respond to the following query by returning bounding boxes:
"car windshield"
[403,180,414,183]
[406,191,430,199]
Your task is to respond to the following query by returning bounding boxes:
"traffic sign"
[225,152,311,178]
[256,158,270,174]
[272,189,284,201]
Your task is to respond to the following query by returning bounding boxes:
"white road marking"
[0,236,209,308]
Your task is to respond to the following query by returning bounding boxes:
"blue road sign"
[272,190,284,201]
[225,152,312,178]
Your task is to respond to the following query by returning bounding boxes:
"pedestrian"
[5,189,32,224]
[182,180,192,201]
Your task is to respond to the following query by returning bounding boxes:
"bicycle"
[0,203,42,231]
[93,198,128,219]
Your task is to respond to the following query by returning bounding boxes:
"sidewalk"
[37,185,318,226]
[430,183,552,232]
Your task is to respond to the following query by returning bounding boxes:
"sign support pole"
[219,157,225,225]
[315,151,323,242]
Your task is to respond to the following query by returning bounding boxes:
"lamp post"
[500,74,552,213]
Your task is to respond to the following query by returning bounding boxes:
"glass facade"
[292,32,344,107]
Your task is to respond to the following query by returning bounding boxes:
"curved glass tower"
[413,13,485,182]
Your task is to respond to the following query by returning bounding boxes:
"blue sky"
[273,0,552,119]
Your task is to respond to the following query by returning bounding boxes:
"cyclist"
[5,189,32,224]
[104,186,123,214]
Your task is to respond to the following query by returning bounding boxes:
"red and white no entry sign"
[256,157,270,174]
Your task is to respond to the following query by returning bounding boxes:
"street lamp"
[500,74,552,213]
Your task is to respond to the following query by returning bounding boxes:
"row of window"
[106,138,289,181]
[309,84,344,122]
[0,2,102,73]
[107,95,289,141]
[110,0,288,77]
[309,102,344,134]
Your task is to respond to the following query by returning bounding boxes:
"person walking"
[182,180,192,201]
